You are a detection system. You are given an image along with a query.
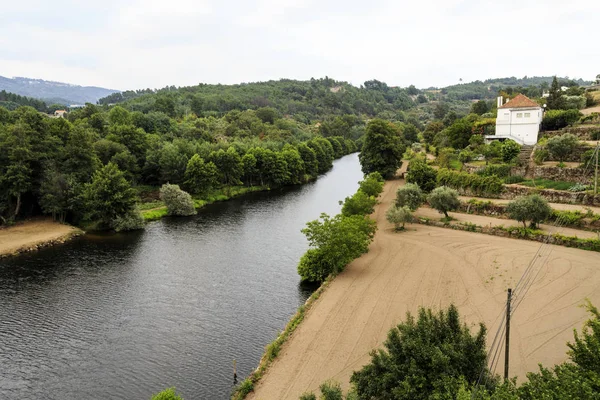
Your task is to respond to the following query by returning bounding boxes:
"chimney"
[497,96,503,107]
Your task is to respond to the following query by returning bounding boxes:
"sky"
[0,0,598,91]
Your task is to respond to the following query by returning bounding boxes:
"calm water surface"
[0,154,363,400]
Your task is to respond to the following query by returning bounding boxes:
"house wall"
[495,107,543,145]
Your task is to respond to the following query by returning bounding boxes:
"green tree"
[83,162,138,228]
[471,100,489,115]
[340,191,377,217]
[160,183,196,216]
[427,186,460,218]
[241,152,258,186]
[403,124,419,143]
[39,168,74,223]
[359,119,406,178]
[386,205,413,230]
[406,159,437,192]
[183,154,218,194]
[395,183,423,210]
[159,143,188,184]
[446,118,475,149]
[547,76,566,110]
[501,140,521,163]
[506,194,552,229]
[297,143,319,178]
[358,172,384,197]
[0,123,33,220]
[351,305,489,400]
[546,133,578,162]
[281,148,306,185]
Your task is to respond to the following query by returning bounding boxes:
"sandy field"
[248,170,600,400]
[0,218,80,257]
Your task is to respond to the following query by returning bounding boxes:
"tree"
[210,147,243,186]
[446,118,475,149]
[403,124,419,143]
[501,140,521,163]
[159,143,188,184]
[160,183,196,216]
[350,305,489,400]
[471,100,489,115]
[405,159,437,192]
[297,143,319,178]
[427,186,460,218]
[83,162,139,228]
[547,76,565,110]
[281,148,305,185]
[433,103,450,119]
[358,172,384,197]
[395,183,423,210]
[386,205,413,230]
[183,154,218,194]
[39,168,74,223]
[546,133,578,162]
[359,119,406,178]
[340,191,377,217]
[506,194,552,229]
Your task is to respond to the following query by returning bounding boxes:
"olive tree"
[395,183,423,210]
[160,184,196,216]
[546,134,578,162]
[506,194,552,229]
[427,186,460,218]
[386,205,413,230]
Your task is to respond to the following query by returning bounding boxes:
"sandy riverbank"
[247,168,600,399]
[0,219,82,258]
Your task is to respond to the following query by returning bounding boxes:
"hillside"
[0,75,118,105]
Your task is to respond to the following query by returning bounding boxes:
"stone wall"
[501,184,600,205]
[520,165,593,184]
[542,125,600,140]
[534,143,593,163]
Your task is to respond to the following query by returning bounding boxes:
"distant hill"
[0,76,119,105]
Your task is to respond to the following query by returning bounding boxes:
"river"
[0,153,363,400]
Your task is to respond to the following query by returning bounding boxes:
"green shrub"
[533,147,549,165]
[395,183,423,210]
[340,191,377,217]
[501,140,521,163]
[406,159,437,192]
[151,387,183,400]
[546,133,578,162]
[386,205,413,230]
[476,164,512,178]
[159,184,197,216]
[504,175,524,184]
[542,109,582,131]
[437,168,503,196]
[568,183,590,192]
[427,186,460,218]
[111,207,145,232]
[358,172,384,197]
[506,194,552,229]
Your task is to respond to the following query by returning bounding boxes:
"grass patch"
[519,179,579,191]
[138,200,164,211]
[142,208,168,221]
[449,159,463,171]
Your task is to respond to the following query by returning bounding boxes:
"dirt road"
[0,219,80,257]
[248,173,600,399]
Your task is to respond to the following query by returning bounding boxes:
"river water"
[0,154,363,400]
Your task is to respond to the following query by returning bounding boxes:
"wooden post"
[594,143,598,195]
[504,288,512,381]
[233,359,237,383]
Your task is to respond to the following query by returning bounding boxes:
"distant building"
[487,94,543,145]
[54,110,67,118]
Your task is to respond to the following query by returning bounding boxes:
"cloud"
[0,0,598,90]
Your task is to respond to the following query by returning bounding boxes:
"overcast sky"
[0,0,598,90]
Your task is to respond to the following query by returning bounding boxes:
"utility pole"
[595,143,598,195]
[504,288,512,381]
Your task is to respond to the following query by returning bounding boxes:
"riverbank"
[246,167,600,399]
[0,219,83,259]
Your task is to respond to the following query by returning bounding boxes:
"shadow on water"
[0,153,363,400]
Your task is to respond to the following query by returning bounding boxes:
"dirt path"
[248,170,600,400]
[0,219,81,257]
[415,206,600,239]
[460,196,600,215]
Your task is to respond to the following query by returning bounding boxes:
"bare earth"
[248,172,600,400]
[0,219,80,257]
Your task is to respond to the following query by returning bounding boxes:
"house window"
[516,113,523,118]
[524,112,531,118]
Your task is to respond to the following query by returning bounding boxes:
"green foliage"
[83,162,139,229]
[350,305,490,400]
[476,164,513,178]
[359,119,405,178]
[533,147,549,165]
[151,387,183,400]
[183,154,218,194]
[427,186,460,217]
[111,207,145,232]
[340,191,377,217]
[503,175,524,184]
[520,178,579,191]
[395,183,423,210]
[298,213,376,282]
[358,172,384,197]
[542,109,582,131]
[501,140,521,163]
[386,205,413,229]
[471,100,489,115]
[546,76,566,110]
[546,133,578,162]
[445,117,475,149]
[159,184,197,216]
[406,159,437,192]
[437,168,504,196]
[506,194,552,228]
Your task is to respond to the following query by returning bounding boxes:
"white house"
[488,94,543,145]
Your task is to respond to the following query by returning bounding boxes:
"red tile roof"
[498,94,540,109]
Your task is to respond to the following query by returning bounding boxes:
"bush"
[386,205,413,230]
[111,207,145,232]
[437,147,457,168]
[159,184,197,216]
[533,147,549,165]
[395,183,423,210]
[358,172,384,197]
[427,186,460,218]
[151,387,183,400]
[437,168,504,196]
[541,109,581,131]
[506,194,552,229]
[546,133,578,162]
[568,183,590,192]
[476,164,512,178]
[501,140,521,163]
[406,159,437,192]
[340,191,377,217]
[504,175,524,184]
